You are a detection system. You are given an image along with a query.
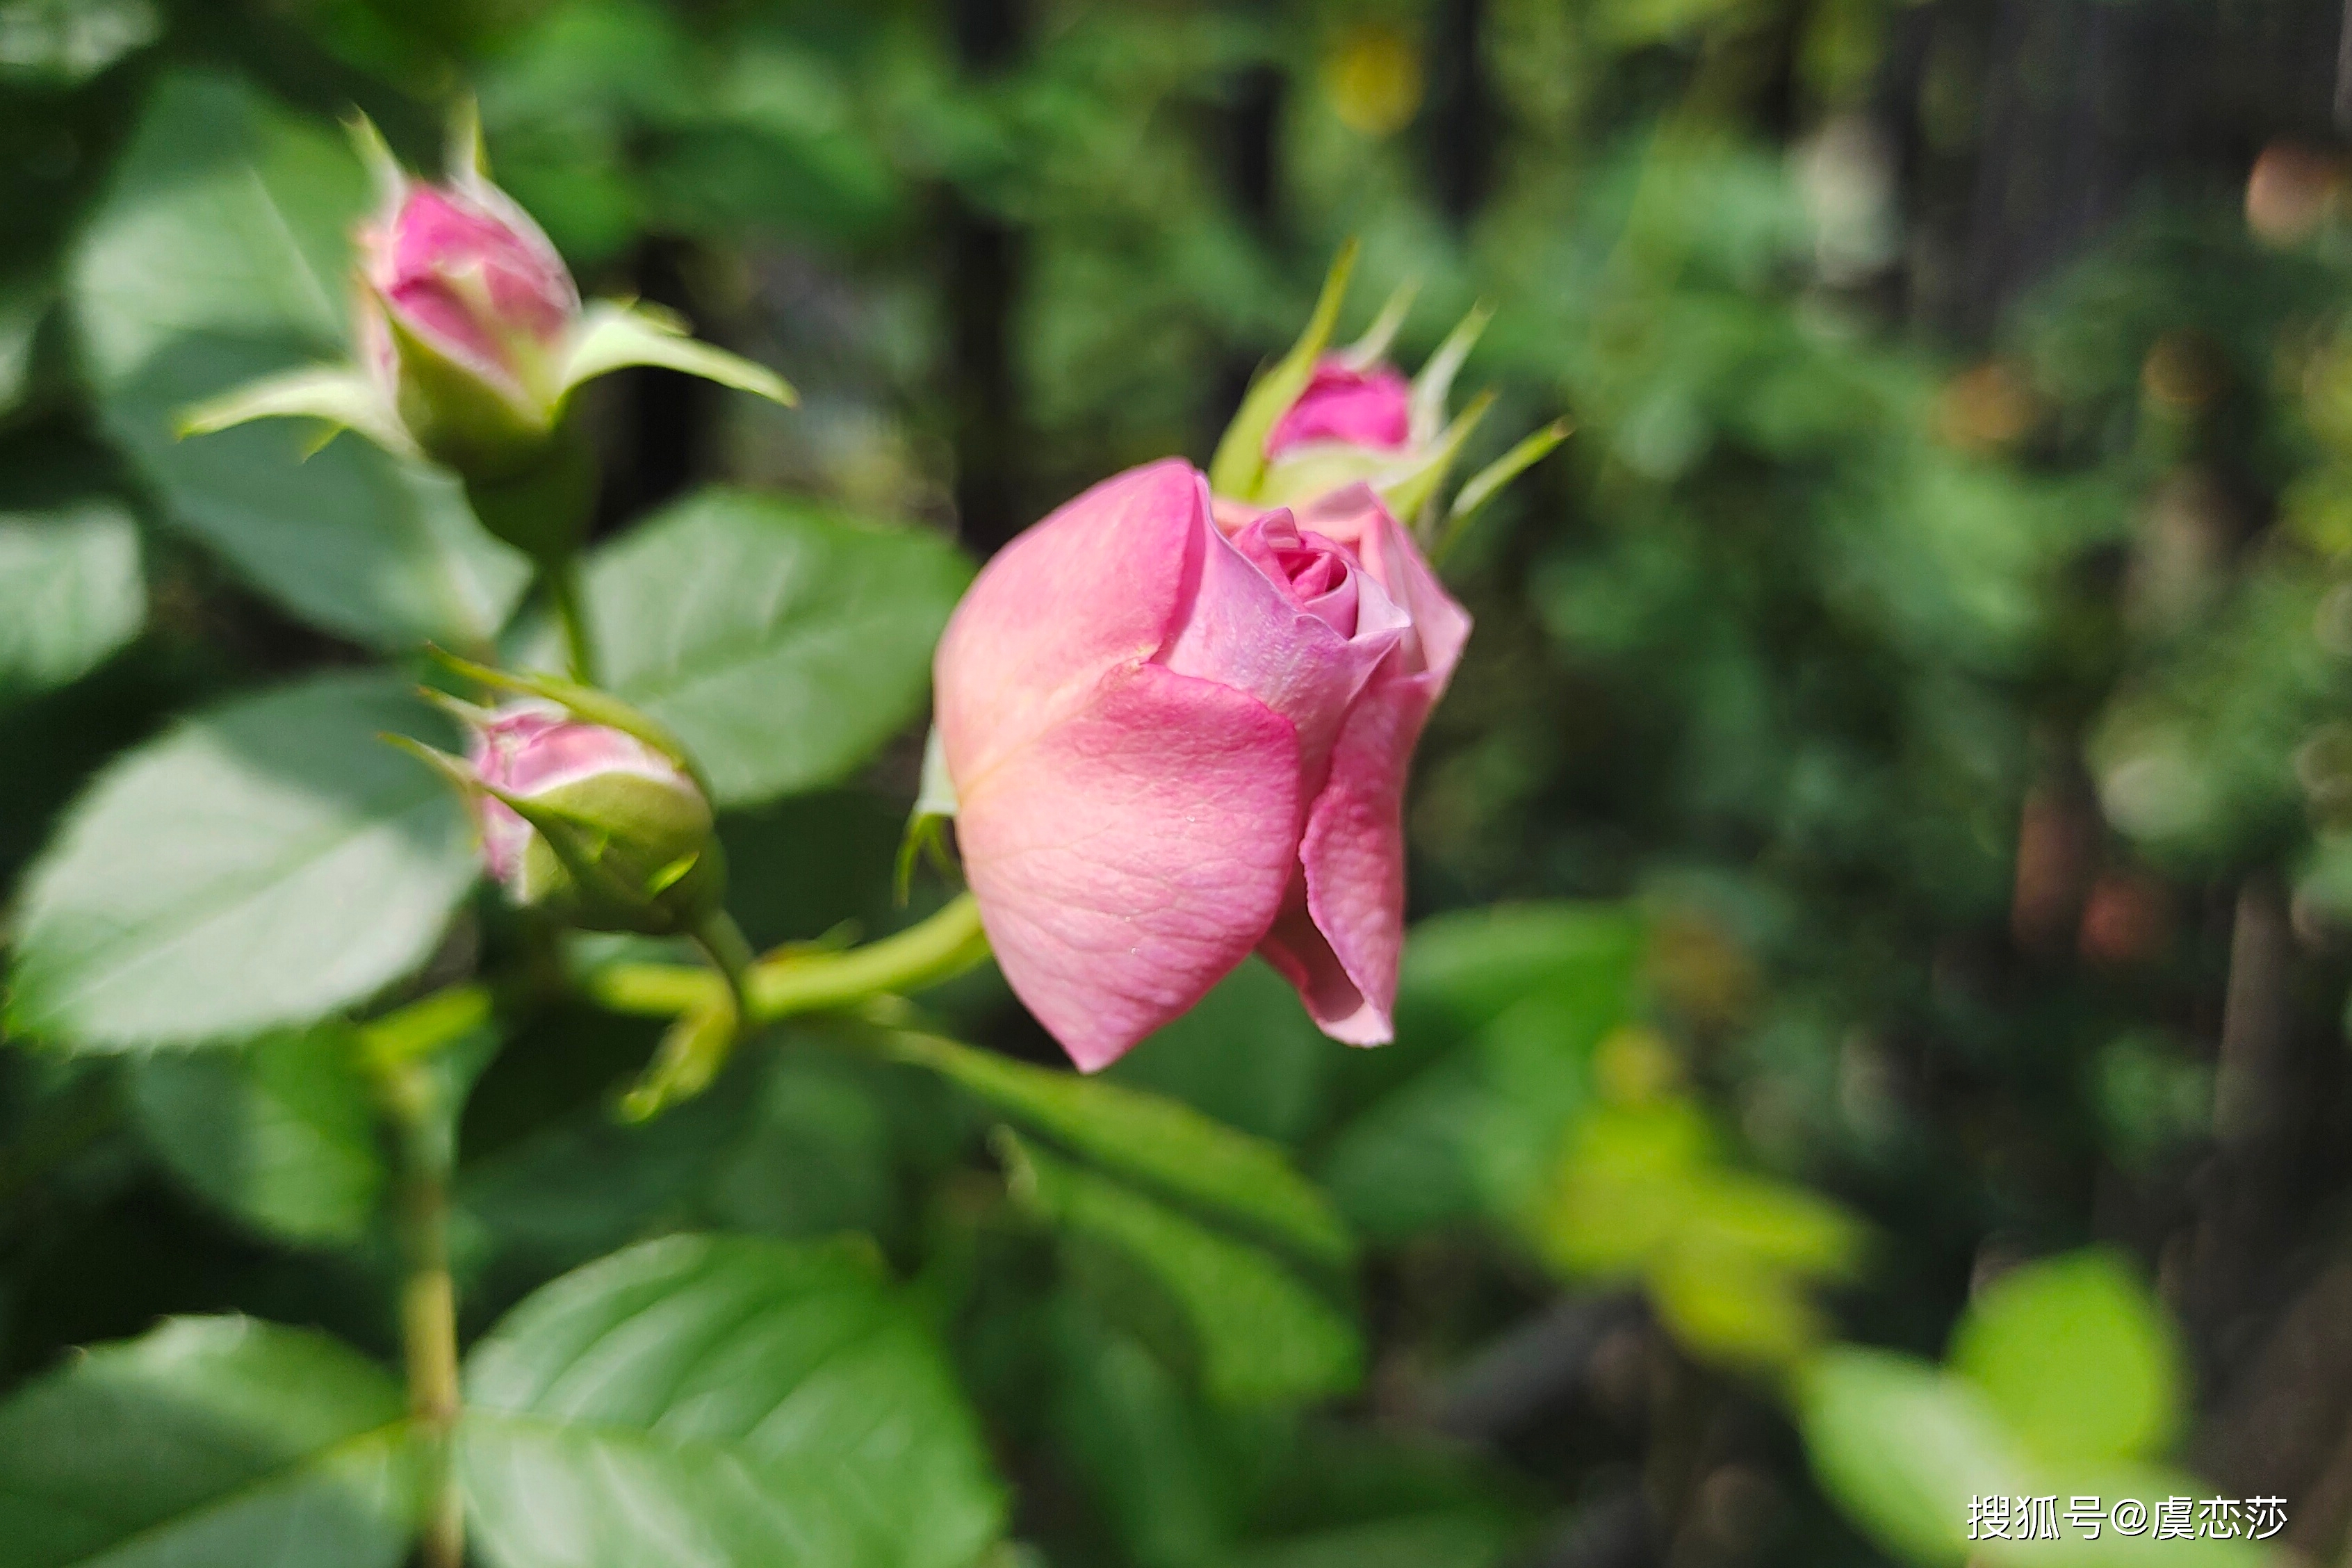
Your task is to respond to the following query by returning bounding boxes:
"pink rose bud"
[359,173,581,473]
[932,459,1469,1070]
[1264,358,1413,458]
[459,701,724,935]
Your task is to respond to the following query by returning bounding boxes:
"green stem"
[387,1062,464,1568]
[692,908,758,1022]
[547,557,596,685]
[589,892,992,1023]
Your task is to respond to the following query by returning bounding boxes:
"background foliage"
[7,1,2352,1566]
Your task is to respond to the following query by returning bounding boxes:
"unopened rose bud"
[180,111,794,566]
[1209,245,1562,540]
[448,701,724,935]
[1264,359,1412,457]
[359,173,580,478]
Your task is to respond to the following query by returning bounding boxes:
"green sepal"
[1384,388,1496,528]
[489,771,726,936]
[345,112,406,218]
[557,301,796,410]
[1335,276,1418,371]
[1435,418,1571,562]
[1208,240,1359,501]
[894,724,961,905]
[175,364,413,457]
[381,301,556,477]
[1407,303,1492,443]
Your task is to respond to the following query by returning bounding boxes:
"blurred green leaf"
[460,1233,1004,1568]
[1393,903,1646,1048]
[6,669,480,1048]
[0,501,142,706]
[1318,1050,1492,1240]
[1047,1311,1238,1568]
[891,1031,1353,1266]
[1950,1250,2182,1467]
[1801,1347,2029,1568]
[0,1315,415,1568]
[1109,958,1330,1143]
[69,70,528,648]
[1005,1133,1362,1406]
[129,1024,385,1246]
[574,489,969,808]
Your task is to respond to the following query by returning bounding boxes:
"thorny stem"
[386,1059,464,1568]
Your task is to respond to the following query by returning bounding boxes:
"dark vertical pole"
[1427,0,1490,226]
[1212,57,1286,450]
[945,0,1025,557]
[591,237,709,539]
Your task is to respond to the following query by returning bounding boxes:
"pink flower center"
[1264,357,1413,459]
[1230,511,1364,639]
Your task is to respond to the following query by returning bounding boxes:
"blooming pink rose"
[361,182,579,405]
[933,459,1469,1070]
[1264,357,1413,458]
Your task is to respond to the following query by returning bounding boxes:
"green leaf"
[1799,1347,2030,1568]
[129,1025,386,1245]
[7,669,482,1048]
[1948,1250,2183,1467]
[460,1233,1004,1568]
[1108,958,1330,1143]
[572,489,970,808]
[68,70,528,648]
[0,500,143,705]
[0,1315,415,1568]
[889,1030,1354,1266]
[1047,1312,1238,1568]
[1394,903,1645,1050]
[1005,1134,1363,1406]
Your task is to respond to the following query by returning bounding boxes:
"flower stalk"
[589,891,992,1024]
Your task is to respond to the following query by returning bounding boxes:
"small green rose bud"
[457,700,724,936]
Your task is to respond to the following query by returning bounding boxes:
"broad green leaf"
[0,501,142,705]
[1006,1134,1362,1406]
[460,1234,1004,1568]
[890,1031,1353,1266]
[1109,958,1330,1143]
[1799,1348,2030,1568]
[1949,1250,2182,1467]
[1048,1312,1237,1568]
[69,70,528,648]
[575,489,970,807]
[0,1315,414,1568]
[129,1025,385,1245]
[7,669,482,1048]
